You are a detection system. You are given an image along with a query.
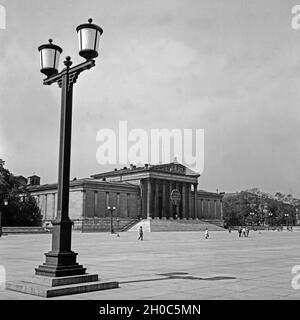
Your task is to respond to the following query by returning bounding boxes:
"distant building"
[28,162,224,231]
[28,175,41,186]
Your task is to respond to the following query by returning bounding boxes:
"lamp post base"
[35,251,86,277]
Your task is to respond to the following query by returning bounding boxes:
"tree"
[0,160,42,226]
[223,188,298,227]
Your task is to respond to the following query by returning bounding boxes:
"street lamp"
[249,212,255,228]
[35,19,103,278]
[107,206,116,234]
[268,212,273,229]
[116,217,120,237]
[284,213,289,230]
[77,18,103,60]
[262,207,268,227]
[6,19,119,297]
[0,199,8,238]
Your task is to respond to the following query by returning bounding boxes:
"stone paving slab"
[0,230,300,299]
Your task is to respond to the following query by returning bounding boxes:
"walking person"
[242,227,246,237]
[138,226,143,240]
[246,227,250,238]
[204,228,209,239]
[238,226,242,237]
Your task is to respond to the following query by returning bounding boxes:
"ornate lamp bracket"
[43,58,96,88]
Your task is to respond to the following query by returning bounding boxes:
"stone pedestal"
[6,274,119,298]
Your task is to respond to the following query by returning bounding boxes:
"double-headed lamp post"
[35,19,103,277]
[116,217,120,237]
[268,212,273,228]
[107,206,116,234]
[0,199,8,238]
[249,212,255,228]
[284,213,289,229]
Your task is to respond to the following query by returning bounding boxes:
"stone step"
[128,218,225,232]
[2,226,47,234]
[6,276,119,298]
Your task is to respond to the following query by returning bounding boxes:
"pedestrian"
[138,226,143,240]
[238,226,242,237]
[228,227,231,233]
[246,227,249,237]
[242,227,246,237]
[204,228,209,239]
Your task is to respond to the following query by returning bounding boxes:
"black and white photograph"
[1,0,300,312]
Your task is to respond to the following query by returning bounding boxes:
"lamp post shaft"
[0,210,2,237]
[57,67,72,222]
[110,210,114,234]
[51,69,74,253]
[35,61,88,277]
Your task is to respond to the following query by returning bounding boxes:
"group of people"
[238,226,250,237]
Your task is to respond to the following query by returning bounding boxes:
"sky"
[1,0,300,197]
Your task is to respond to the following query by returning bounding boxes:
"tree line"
[223,190,298,227]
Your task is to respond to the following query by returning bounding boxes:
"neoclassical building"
[28,162,224,231]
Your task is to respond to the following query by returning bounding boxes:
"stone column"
[169,181,173,219]
[220,200,223,220]
[82,190,86,218]
[194,183,198,219]
[52,193,56,219]
[162,181,166,218]
[44,194,48,220]
[214,200,217,219]
[188,184,192,219]
[182,183,187,219]
[140,180,146,218]
[154,179,159,219]
[117,193,120,218]
[175,182,179,219]
[94,191,98,217]
[146,178,152,219]
[207,199,211,218]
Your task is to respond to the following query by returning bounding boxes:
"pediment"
[151,163,199,176]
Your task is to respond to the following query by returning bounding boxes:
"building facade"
[28,162,224,230]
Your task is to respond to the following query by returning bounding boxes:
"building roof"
[27,178,140,192]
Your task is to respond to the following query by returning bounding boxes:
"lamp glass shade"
[77,19,103,60]
[38,40,62,77]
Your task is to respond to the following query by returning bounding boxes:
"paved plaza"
[1,230,300,300]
